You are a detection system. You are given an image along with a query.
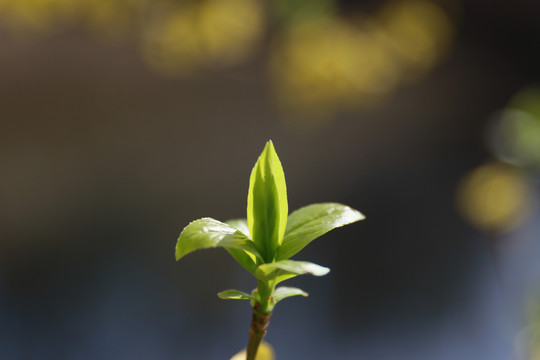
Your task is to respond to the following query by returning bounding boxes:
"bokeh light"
[0,0,455,122]
[515,298,540,360]
[81,0,140,39]
[0,0,138,37]
[490,87,540,171]
[0,0,77,33]
[269,15,397,121]
[456,161,532,233]
[142,0,264,76]
[376,0,454,78]
[269,0,455,122]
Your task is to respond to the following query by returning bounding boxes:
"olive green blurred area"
[1,0,540,359]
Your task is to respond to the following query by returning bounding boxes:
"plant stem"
[246,304,271,360]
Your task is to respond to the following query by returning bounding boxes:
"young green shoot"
[175,141,364,360]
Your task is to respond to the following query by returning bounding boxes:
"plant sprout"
[175,141,364,359]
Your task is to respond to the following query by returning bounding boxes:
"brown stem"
[246,304,271,360]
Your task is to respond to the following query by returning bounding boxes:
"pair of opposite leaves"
[175,141,364,304]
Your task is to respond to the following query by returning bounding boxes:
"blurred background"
[1,0,540,359]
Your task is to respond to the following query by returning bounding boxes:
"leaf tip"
[313,264,331,276]
[174,243,183,261]
[174,252,184,262]
[355,209,366,221]
[263,140,280,160]
[342,206,366,225]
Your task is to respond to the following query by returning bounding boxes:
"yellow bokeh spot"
[142,0,264,76]
[230,341,275,360]
[0,0,456,119]
[377,0,454,76]
[456,162,531,233]
[270,0,455,123]
[142,6,202,76]
[0,0,264,74]
[270,16,398,122]
[0,0,76,32]
[0,0,137,38]
[81,0,139,40]
[198,0,264,65]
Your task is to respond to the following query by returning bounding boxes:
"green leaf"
[272,286,308,303]
[218,289,257,301]
[226,248,259,275]
[226,218,250,238]
[247,140,288,262]
[277,203,364,260]
[175,218,261,264]
[225,219,258,274]
[255,260,330,285]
